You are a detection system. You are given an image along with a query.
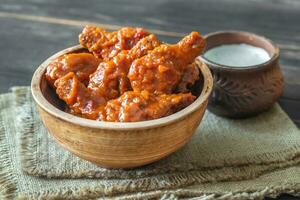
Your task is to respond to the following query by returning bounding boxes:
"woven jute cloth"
[0,87,300,199]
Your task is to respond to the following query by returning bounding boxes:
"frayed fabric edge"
[5,87,300,200]
[0,93,18,200]
[17,183,300,200]
[100,183,300,200]
[15,87,300,180]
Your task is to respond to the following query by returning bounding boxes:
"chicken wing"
[49,28,204,123]
[176,62,200,92]
[128,32,205,94]
[79,25,149,60]
[98,91,196,122]
[88,34,161,100]
[45,53,100,87]
[55,72,106,119]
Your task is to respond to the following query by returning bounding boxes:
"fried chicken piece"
[55,72,106,119]
[88,34,161,100]
[79,25,149,60]
[128,32,205,94]
[45,53,100,87]
[55,73,195,122]
[50,29,204,122]
[176,62,200,92]
[98,91,196,122]
[79,26,110,51]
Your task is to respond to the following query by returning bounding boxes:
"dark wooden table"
[0,0,299,199]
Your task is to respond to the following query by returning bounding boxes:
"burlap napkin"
[0,87,300,199]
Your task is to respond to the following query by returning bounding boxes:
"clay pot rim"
[31,45,213,130]
[198,30,279,72]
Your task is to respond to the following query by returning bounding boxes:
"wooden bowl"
[31,45,213,168]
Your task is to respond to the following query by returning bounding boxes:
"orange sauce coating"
[48,26,205,122]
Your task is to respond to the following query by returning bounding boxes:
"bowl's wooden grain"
[31,45,213,168]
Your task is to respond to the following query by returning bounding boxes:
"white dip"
[203,43,270,67]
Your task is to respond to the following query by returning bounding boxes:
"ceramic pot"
[199,31,284,118]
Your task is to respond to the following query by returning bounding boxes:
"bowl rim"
[198,30,280,72]
[31,45,213,130]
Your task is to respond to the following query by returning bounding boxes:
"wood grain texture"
[38,104,206,168]
[0,0,299,198]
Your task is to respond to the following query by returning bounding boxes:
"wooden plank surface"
[0,0,299,199]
